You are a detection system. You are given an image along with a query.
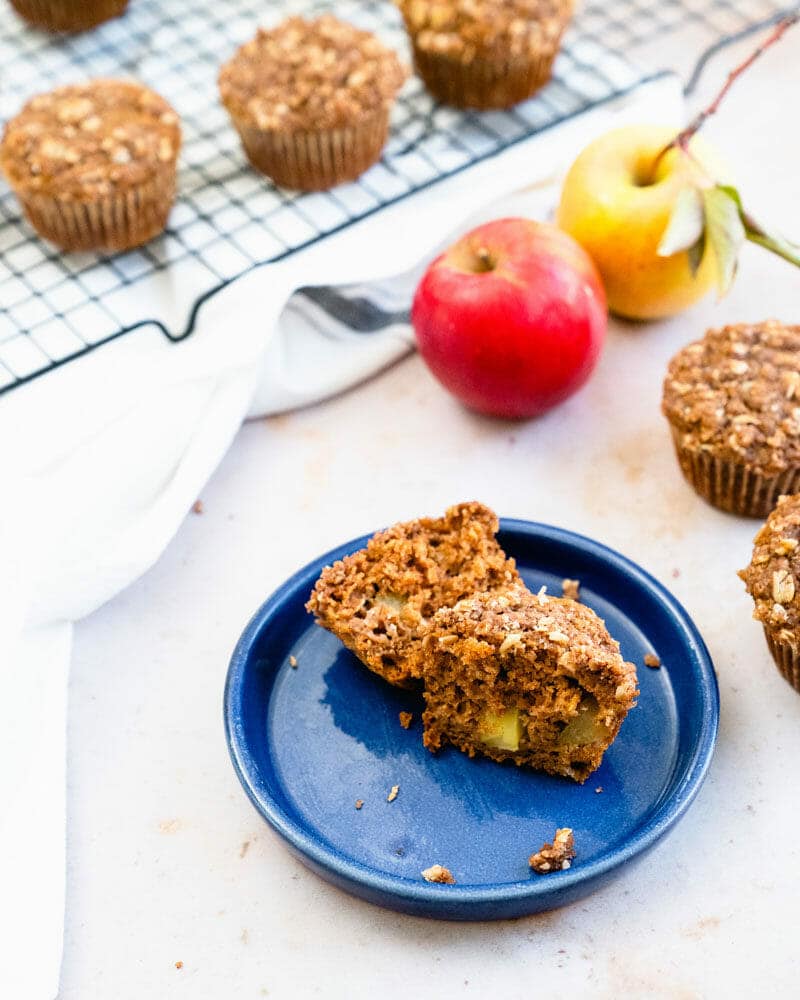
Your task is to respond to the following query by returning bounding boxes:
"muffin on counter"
[662,321,800,518]
[0,79,181,252]
[420,585,638,781]
[739,493,800,693]
[218,15,407,191]
[395,0,573,109]
[8,0,128,32]
[306,502,520,688]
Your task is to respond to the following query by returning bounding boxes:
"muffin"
[218,15,407,191]
[420,586,638,781]
[739,493,800,692]
[306,502,520,687]
[395,0,573,110]
[662,321,800,517]
[8,0,128,32]
[0,79,181,252]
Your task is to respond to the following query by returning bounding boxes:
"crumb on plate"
[355,799,364,810]
[644,652,661,669]
[562,578,580,601]
[399,711,413,729]
[387,784,399,803]
[529,827,575,874]
[422,864,456,884]
[289,655,298,668]
[192,500,204,514]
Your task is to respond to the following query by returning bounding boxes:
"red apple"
[412,218,607,419]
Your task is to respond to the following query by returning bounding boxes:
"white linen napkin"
[0,75,684,999]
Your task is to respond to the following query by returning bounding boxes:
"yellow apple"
[557,125,727,320]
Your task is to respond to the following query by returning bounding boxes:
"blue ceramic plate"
[225,521,718,920]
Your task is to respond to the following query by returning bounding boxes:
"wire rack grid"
[0,0,796,395]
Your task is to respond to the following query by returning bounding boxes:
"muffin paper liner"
[670,431,800,518]
[19,172,177,252]
[9,0,128,31]
[410,46,558,110]
[233,109,390,191]
[764,629,800,693]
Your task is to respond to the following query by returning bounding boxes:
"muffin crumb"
[399,711,413,729]
[421,864,456,884]
[562,578,580,601]
[529,828,575,874]
[387,785,399,803]
[289,655,298,669]
[644,652,661,669]
[355,799,364,810]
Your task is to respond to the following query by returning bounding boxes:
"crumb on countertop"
[399,711,413,729]
[175,961,184,970]
[562,578,580,601]
[192,499,204,514]
[644,652,661,669]
[387,784,399,803]
[422,864,456,884]
[289,655,298,668]
[529,828,575,874]
[355,799,364,810]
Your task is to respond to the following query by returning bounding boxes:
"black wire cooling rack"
[0,0,796,394]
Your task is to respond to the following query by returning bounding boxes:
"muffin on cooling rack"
[218,15,407,191]
[395,0,573,110]
[8,0,128,32]
[739,493,800,693]
[662,321,800,518]
[0,79,181,253]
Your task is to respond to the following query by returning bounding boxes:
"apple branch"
[655,13,799,169]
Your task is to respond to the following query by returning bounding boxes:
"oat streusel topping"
[396,0,573,61]
[662,322,800,477]
[739,493,800,633]
[218,16,407,132]
[1,80,180,201]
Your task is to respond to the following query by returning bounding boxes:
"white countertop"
[60,25,800,1000]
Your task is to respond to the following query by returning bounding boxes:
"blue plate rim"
[224,520,719,910]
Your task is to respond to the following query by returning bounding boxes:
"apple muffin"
[420,586,638,781]
[395,0,573,110]
[218,15,407,191]
[0,79,181,252]
[306,502,520,687]
[739,493,800,693]
[662,321,800,517]
[9,0,128,32]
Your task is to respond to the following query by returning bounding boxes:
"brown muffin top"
[218,15,407,132]
[426,585,638,701]
[739,493,800,633]
[0,80,180,202]
[396,0,573,61]
[306,501,520,686]
[662,321,800,477]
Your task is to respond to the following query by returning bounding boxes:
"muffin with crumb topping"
[396,0,573,109]
[306,501,520,687]
[662,321,800,518]
[218,15,407,191]
[9,0,128,32]
[739,493,800,692]
[0,79,181,252]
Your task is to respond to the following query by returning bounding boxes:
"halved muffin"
[420,585,638,781]
[306,502,520,687]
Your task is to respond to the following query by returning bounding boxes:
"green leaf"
[657,186,705,257]
[703,185,746,295]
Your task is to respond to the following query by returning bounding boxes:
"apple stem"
[475,246,494,272]
[651,13,799,176]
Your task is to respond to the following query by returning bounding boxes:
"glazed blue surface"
[225,521,719,920]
